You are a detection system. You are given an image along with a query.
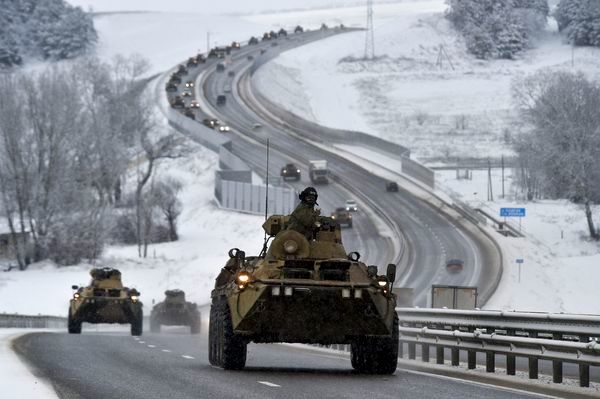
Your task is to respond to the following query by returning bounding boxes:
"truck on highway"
[309,160,329,184]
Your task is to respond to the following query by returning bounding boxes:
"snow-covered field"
[1,0,598,317]
[254,1,600,164]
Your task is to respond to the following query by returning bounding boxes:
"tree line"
[0,56,185,269]
[512,70,600,240]
[447,0,600,59]
[0,0,97,67]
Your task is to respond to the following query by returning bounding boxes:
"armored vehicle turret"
[68,268,143,336]
[209,214,398,373]
[150,289,201,334]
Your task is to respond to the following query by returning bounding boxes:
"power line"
[364,0,374,60]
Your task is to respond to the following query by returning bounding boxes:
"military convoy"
[209,213,399,374]
[150,290,201,334]
[68,268,143,336]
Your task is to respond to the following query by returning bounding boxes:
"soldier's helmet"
[299,187,318,205]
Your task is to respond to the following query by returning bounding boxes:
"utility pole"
[501,155,505,199]
[207,32,210,53]
[487,158,494,201]
[364,0,375,60]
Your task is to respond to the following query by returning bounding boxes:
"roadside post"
[516,258,524,283]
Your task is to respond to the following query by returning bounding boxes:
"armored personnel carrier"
[150,289,201,334]
[68,268,143,336]
[209,215,398,373]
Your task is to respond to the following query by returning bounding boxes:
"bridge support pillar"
[421,344,430,363]
[436,346,444,365]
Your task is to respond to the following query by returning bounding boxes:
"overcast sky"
[65,0,384,14]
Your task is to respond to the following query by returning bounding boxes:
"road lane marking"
[162,349,171,353]
[182,355,195,359]
[147,345,156,348]
[139,341,146,344]
[258,381,281,388]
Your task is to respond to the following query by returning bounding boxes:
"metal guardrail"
[396,308,600,388]
[0,314,67,329]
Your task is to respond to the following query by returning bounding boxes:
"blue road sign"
[516,259,524,264]
[500,207,526,217]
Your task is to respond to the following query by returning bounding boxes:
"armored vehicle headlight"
[377,280,387,287]
[342,288,351,298]
[271,286,281,296]
[131,295,139,302]
[354,289,363,299]
[284,286,293,296]
[296,169,300,173]
[236,272,251,288]
[283,239,298,254]
[73,293,80,299]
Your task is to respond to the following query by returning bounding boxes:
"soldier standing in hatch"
[287,187,321,240]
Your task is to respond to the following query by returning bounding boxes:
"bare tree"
[135,133,185,257]
[512,70,600,239]
[152,178,183,242]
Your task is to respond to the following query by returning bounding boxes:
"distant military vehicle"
[262,32,271,41]
[280,163,301,181]
[187,57,199,67]
[248,36,259,45]
[170,95,185,109]
[231,41,241,49]
[294,25,304,33]
[278,28,287,37]
[68,268,143,336]
[216,94,226,106]
[150,290,201,334]
[208,214,399,373]
[184,108,195,120]
[175,64,188,76]
[216,63,225,72]
[165,82,178,92]
[170,74,182,84]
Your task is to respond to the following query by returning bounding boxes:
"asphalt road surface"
[14,325,551,399]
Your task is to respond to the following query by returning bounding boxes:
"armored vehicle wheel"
[210,297,247,369]
[67,308,82,334]
[131,308,143,336]
[208,299,220,366]
[190,315,201,335]
[150,317,160,333]
[351,312,398,374]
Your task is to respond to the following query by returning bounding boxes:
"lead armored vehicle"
[209,215,398,373]
[150,289,201,334]
[68,268,143,335]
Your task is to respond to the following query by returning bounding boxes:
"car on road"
[345,199,358,212]
[68,268,143,336]
[203,118,220,128]
[280,163,301,181]
[218,124,231,133]
[181,89,192,97]
[216,94,226,105]
[331,207,353,228]
[223,85,232,93]
[446,259,464,273]
[190,100,200,109]
[165,82,177,92]
[185,80,194,88]
[227,70,235,77]
[252,123,262,130]
[386,181,399,192]
[216,63,225,72]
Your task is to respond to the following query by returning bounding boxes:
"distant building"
[0,221,31,261]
